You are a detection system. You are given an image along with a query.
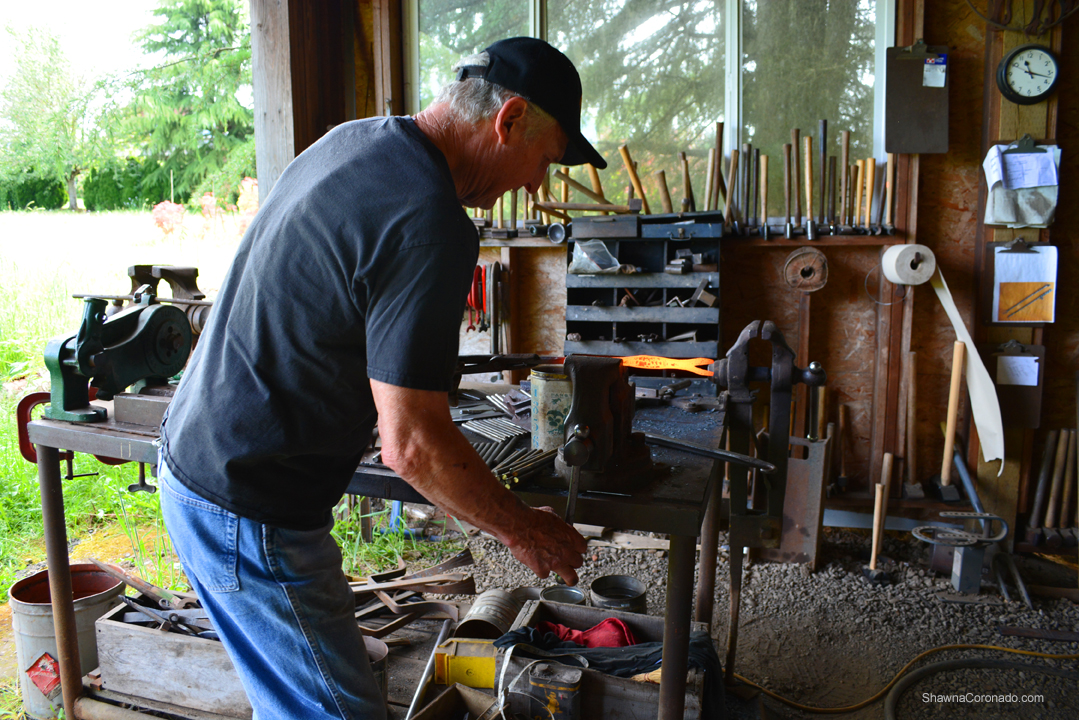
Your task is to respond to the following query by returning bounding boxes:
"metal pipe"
[38,444,81,719]
[659,534,696,720]
[405,618,453,720]
[694,460,723,629]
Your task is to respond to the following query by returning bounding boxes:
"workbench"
[27,385,726,720]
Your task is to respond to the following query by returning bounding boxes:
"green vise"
[44,287,193,422]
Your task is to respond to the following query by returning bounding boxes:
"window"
[405,1,892,217]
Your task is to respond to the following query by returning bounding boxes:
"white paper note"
[996,355,1039,387]
[982,145,1059,190]
[930,270,1005,472]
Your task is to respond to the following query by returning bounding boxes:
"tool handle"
[853,160,865,227]
[803,137,813,227]
[586,163,608,216]
[724,150,739,225]
[940,341,965,485]
[1045,429,1072,528]
[1029,430,1059,530]
[89,558,177,607]
[680,151,695,212]
[870,482,885,570]
[880,451,894,521]
[791,129,802,225]
[713,123,726,210]
[840,131,851,225]
[655,170,674,214]
[553,169,606,205]
[864,157,876,228]
[818,120,827,224]
[760,155,769,228]
[1059,429,1077,529]
[885,153,895,226]
[704,148,716,213]
[618,145,651,215]
[741,144,752,223]
[839,404,849,478]
[827,156,837,225]
[782,144,791,223]
[906,351,918,484]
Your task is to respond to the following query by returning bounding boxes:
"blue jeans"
[159,462,386,720]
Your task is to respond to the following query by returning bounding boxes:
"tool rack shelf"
[564,218,722,360]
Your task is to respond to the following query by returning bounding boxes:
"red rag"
[536,618,638,648]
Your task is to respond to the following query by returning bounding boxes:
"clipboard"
[985,239,1057,326]
[885,40,949,154]
[988,340,1044,429]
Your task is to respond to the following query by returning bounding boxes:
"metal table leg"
[659,533,696,720]
[37,444,82,718]
[694,462,722,628]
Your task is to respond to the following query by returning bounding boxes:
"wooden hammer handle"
[655,170,673,214]
[782,144,792,224]
[760,155,769,228]
[724,150,740,225]
[864,157,877,228]
[839,131,851,224]
[885,153,895,226]
[940,341,965,486]
[853,160,865,227]
[803,137,813,225]
[618,145,651,215]
[870,482,885,570]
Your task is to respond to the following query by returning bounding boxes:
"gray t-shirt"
[160,117,478,530]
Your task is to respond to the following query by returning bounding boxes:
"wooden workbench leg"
[659,533,696,720]
[37,445,82,718]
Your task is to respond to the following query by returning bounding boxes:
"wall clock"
[996,44,1060,105]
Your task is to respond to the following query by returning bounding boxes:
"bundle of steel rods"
[496,449,557,488]
[472,438,518,468]
[463,418,530,442]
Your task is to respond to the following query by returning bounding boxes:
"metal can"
[530,365,572,451]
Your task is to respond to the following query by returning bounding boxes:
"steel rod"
[659,534,697,720]
[38,444,82,719]
[694,459,723,629]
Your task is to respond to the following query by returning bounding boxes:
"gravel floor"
[460,526,1079,720]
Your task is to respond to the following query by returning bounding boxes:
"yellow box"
[433,639,496,689]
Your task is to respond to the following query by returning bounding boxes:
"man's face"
[470,106,568,209]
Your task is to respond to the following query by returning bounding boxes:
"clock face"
[998,45,1059,105]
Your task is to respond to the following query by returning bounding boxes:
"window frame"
[403,0,895,162]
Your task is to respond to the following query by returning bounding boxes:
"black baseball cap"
[455,37,607,170]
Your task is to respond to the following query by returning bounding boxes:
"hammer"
[930,341,965,502]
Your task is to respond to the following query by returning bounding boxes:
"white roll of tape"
[881,244,936,286]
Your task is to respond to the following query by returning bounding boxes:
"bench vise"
[44,286,192,422]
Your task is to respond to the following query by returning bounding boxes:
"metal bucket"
[455,589,522,640]
[364,636,389,705]
[9,564,125,720]
[539,585,586,605]
[590,575,647,614]
[530,365,573,451]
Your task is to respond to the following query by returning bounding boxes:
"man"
[158,37,600,719]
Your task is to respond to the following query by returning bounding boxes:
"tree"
[0,26,100,210]
[124,0,254,203]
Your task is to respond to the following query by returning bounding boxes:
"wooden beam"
[251,0,295,202]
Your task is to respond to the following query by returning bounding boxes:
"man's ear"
[493,96,530,146]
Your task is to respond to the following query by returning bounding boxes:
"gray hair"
[433,51,556,138]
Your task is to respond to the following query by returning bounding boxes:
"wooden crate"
[498,601,708,720]
[95,600,252,719]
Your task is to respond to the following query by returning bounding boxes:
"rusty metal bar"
[75,696,156,719]
[38,444,82,718]
[694,460,723,628]
[658,534,696,720]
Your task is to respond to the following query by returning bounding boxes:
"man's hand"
[505,506,588,586]
[370,380,588,585]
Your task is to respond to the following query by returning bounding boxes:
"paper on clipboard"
[993,245,1057,323]
[983,145,1059,189]
[982,145,1061,228]
[996,355,1039,386]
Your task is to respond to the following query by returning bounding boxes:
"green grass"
[0,209,463,604]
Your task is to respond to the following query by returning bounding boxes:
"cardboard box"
[411,683,496,720]
[434,639,496,688]
[498,601,708,720]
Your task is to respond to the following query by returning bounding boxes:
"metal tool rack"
[564,214,723,360]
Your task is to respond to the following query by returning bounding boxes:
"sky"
[0,0,160,84]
